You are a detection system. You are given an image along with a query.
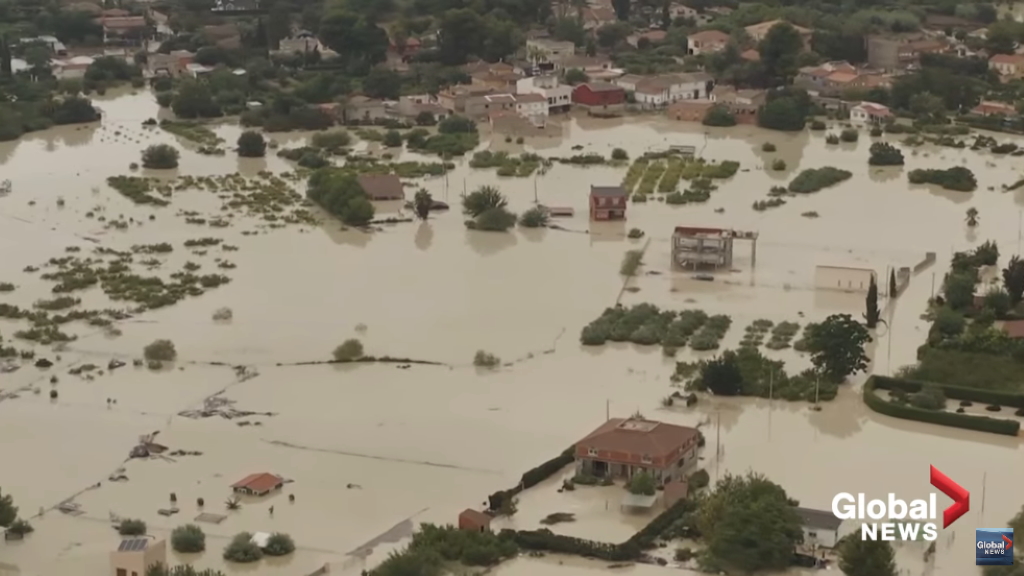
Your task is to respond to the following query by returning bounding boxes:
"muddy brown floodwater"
[1,90,1023,576]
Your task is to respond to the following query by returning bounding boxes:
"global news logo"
[977,529,1014,566]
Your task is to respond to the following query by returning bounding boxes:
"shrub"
[333,339,364,361]
[809,119,826,130]
[518,206,549,228]
[627,228,644,239]
[870,127,883,137]
[825,133,839,144]
[762,142,776,152]
[839,128,858,142]
[771,159,786,171]
[687,468,710,490]
[141,144,180,169]
[171,524,206,553]
[621,250,643,276]
[702,105,736,127]
[237,131,266,157]
[675,547,695,562]
[223,532,263,563]
[471,207,517,231]
[212,307,233,321]
[611,148,628,161]
[143,339,177,362]
[788,167,852,193]
[627,471,656,496]
[118,519,147,536]
[263,533,295,556]
[7,519,33,535]
[908,167,977,192]
[382,130,403,147]
[474,350,501,368]
[757,97,805,131]
[310,130,351,150]
[868,142,904,166]
[908,384,945,410]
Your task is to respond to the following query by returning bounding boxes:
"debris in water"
[540,512,576,525]
[178,389,274,420]
[35,358,53,368]
[108,359,126,370]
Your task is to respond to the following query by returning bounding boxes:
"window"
[808,531,817,538]
[588,447,598,456]
[117,570,127,576]
[641,454,652,464]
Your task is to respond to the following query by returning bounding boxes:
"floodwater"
[1,91,1023,576]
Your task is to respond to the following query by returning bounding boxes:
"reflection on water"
[0,91,1022,576]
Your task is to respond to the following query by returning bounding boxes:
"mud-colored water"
[2,92,1022,576]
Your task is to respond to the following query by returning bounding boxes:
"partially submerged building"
[357,174,405,201]
[111,538,166,576]
[589,185,627,221]
[671,226,758,270]
[795,507,843,548]
[573,417,701,485]
[231,472,284,496]
[458,509,492,532]
[814,265,876,292]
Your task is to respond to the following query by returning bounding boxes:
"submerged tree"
[838,537,897,576]
[966,207,979,227]
[0,488,17,527]
[805,314,871,383]
[864,275,880,328]
[889,269,898,299]
[462,185,507,217]
[413,189,433,221]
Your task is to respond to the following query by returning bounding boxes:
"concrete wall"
[814,266,876,292]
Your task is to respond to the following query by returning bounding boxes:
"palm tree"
[462,186,508,217]
[413,189,433,220]
[966,207,979,227]
[225,496,241,510]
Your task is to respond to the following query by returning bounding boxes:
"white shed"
[795,507,843,549]
[814,265,876,293]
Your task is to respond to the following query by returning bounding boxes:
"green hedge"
[502,496,695,561]
[488,448,575,511]
[871,375,1024,408]
[864,377,1020,436]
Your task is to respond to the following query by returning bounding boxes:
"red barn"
[572,82,626,116]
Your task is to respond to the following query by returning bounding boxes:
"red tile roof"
[231,472,283,493]
[576,417,699,458]
[689,30,729,44]
[1003,320,1024,338]
[990,54,1024,66]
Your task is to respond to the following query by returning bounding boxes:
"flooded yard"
[1,91,1023,576]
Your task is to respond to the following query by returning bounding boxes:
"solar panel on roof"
[118,538,148,552]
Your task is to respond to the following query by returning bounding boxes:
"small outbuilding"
[458,508,492,532]
[357,173,405,201]
[111,538,166,576]
[231,472,284,496]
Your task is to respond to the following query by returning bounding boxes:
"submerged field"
[1,91,1023,576]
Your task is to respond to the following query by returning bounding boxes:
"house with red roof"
[231,472,284,496]
[686,29,729,55]
[574,417,701,484]
[989,53,1024,79]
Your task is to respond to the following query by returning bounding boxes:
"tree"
[838,537,897,576]
[415,111,436,126]
[703,105,736,127]
[909,92,945,122]
[318,11,388,71]
[868,142,904,166]
[223,532,263,563]
[306,168,376,226]
[382,130,403,147]
[864,276,880,328]
[333,339,364,361]
[966,207,979,227]
[263,533,296,556]
[611,0,630,21]
[611,148,628,161]
[564,68,588,84]
[142,145,180,169]
[697,473,803,573]
[118,519,147,536]
[889,269,897,299]
[944,273,976,310]
[437,9,485,65]
[627,471,656,496]
[757,97,805,131]
[984,21,1017,55]
[700,351,743,395]
[518,206,550,228]
[462,186,508,218]
[473,207,517,231]
[758,23,803,86]
[171,80,222,118]
[0,35,12,79]
[0,488,17,527]
[1002,256,1024,305]
[171,524,206,553]
[413,189,433,221]
[805,314,871,383]
[237,131,266,157]
[362,68,402,100]
[143,339,178,361]
[596,22,632,48]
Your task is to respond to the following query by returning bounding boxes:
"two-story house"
[574,417,700,484]
[990,54,1024,79]
[572,82,627,115]
[516,75,573,113]
[627,73,714,108]
[589,185,628,220]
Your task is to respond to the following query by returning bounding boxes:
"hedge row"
[502,496,696,561]
[871,375,1024,408]
[864,377,1021,436]
[488,447,576,511]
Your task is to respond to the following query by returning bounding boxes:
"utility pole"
[605,399,610,421]
[887,312,894,376]
[715,410,721,482]
[533,172,538,204]
[981,471,987,515]
[1018,210,1022,254]
[769,368,774,401]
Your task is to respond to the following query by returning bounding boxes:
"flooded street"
[1,91,1022,576]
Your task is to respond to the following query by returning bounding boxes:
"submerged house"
[574,416,701,485]
[231,472,284,496]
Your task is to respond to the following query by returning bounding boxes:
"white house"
[814,265,876,292]
[686,29,729,55]
[516,75,572,113]
[630,73,714,108]
[849,101,891,125]
[514,92,548,124]
[795,507,843,549]
[52,56,94,79]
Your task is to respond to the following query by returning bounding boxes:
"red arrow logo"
[930,465,969,528]
[1003,534,1013,549]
